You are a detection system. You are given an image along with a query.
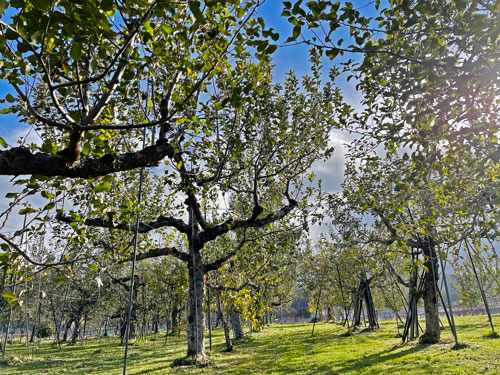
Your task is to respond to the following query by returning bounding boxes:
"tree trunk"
[264,310,270,325]
[217,292,232,352]
[153,315,159,334]
[71,319,80,344]
[363,279,378,329]
[230,307,244,340]
[171,307,178,334]
[420,238,440,344]
[81,314,88,345]
[62,319,71,342]
[103,318,108,337]
[352,286,363,327]
[186,250,205,358]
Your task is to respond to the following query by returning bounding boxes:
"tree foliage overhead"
[0,0,279,177]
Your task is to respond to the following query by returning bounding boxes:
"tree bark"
[363,279,378,329]
[71,319,80,344]
[420,238,440,344]
[186,250,205,358]
[352,286,363,327]
[217,292,232,351]
[62,319,71,342]
[171,307,178,334]
[230,308,244,340]
[264,310,270,325]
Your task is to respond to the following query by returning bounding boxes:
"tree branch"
[0,232,78,267]
[199,198,298,245]
[0,139,174,177]
[135,246,189,262]
[58,213,190,235]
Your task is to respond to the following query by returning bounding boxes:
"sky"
[0,0,378,236]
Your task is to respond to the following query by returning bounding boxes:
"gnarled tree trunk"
[420,238,440,344]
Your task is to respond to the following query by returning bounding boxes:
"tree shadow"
[337,343,428,374]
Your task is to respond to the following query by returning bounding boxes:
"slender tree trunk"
[264,310,270,325]
[153,315,159,334]
[81,314,87,345]
[103,318,108,337]
[420,238,440,344]
[171,307,177,334]
[186,250,205,358]
[217,292,232,352]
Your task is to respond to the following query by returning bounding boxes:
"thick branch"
[58,213,190,235]
[199,199,298,244]
[135,246,189,262]
[0,139,174,177]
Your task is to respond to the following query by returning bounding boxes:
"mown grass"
[1,315,499,374]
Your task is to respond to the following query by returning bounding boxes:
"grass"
[1,315,499,374]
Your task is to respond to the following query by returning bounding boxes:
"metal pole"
[2,275,17,358]
[190,205,200,355]
[123,128,146,375]
[464,240,495,332]
[24,280,30,356]
[438,256,458,345]
[207,285,212,351]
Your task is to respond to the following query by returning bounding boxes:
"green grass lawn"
[1,315,499,374]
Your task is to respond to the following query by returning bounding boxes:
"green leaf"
[161,24,173,35]
[2,292,15,299]
[0,108,12,114]
[101,0,114,12]
[325,48,339,59]
[90,59,98,74]
[236,7,246,18]
[81,142,91,156]
[70,43,83,60]
[43,202,55,211]
[286,25,302,43]
[94,182,111,192]
[5,93,15,103]
[5,193,17,198]
[0,0,7,17]
[41,190,56,199]
[0,136,7,148]
[189,1,205,23]
[266,44,277,54]
[144,21,154,35]
[0,253,9,263]
[88,263,99,272]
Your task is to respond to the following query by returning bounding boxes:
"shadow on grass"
[482,330,499,339]
[337,343,428,374]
